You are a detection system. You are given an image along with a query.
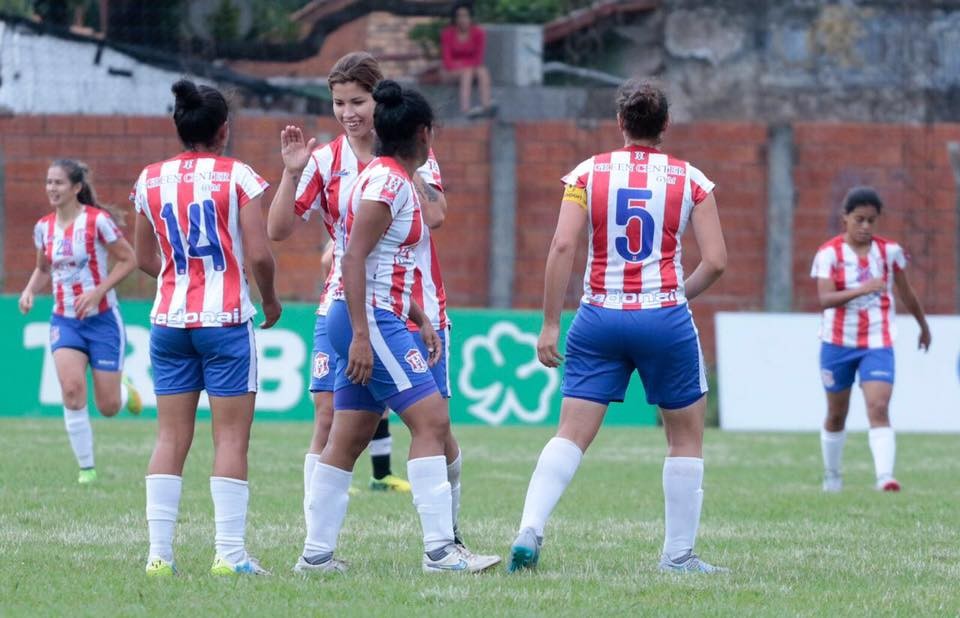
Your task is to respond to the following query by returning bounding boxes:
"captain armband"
[562,185,588,209]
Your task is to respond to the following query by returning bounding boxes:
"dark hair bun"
[373,80,403,107]
[172,79,203,110]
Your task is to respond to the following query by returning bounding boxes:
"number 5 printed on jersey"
[160,200,226,274]
[615,188,654,263]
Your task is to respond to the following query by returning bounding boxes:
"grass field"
[2,418,959,617]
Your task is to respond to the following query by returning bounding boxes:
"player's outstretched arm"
[341,199,393,385]
[18,249,51,315]
[684,193,727,301]
[134,214,162,279]
[893,268,931,351]
[75,237,137,319]
[267,126,315,241]
[539,197,587,367]
[240,196,281,328]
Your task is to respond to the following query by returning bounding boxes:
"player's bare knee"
[61,382,86,409]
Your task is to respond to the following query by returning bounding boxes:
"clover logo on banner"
[458,321,560,425]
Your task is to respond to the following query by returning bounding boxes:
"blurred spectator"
[441,1,494,117]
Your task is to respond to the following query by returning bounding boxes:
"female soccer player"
[269,52,477,557]
[133,79,281,577]
[268,52,414,499]
[294,80,499,574]
[508,79,727,574]
[19,159,140,485]
[811,187,931,493]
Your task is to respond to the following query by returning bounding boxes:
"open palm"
[280,125,316,173]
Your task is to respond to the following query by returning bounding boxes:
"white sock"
[447,450,462,534]
[519,437,583,537]
[868,427,896,482]
[210,476,249,564]
[63,406,94,469]
[146,474,182,562]
[303,453,321,527]
[821,428,846,477]
[303,463,352,558]
[119,381,129,410]
[662,457,704,561]
[408,455,455,553]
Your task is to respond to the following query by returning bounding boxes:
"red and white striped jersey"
[131,152,269,328]
[811,235,907,348]
[345,156,425,320]
[33,206,122,318]
[563,145,714,310]
[294,133,445,323]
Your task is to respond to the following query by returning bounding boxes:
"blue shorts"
[562,303,707,410]
[150,322,258,397]
[310,314,337,393]
[49,307,125,372]
[326,300,437,414]
[819,343,894,392]
[413,325,451,399]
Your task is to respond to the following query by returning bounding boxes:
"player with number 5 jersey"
[509,80,728,574]
[133,79,281,578]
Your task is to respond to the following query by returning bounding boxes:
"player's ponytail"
[171,78,229,150]
[52,158,98,206]
[372,80,434,159]
[616,79,669,143]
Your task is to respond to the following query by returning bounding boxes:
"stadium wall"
[1,116,957,365]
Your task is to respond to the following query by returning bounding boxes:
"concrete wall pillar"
[764,124,795,311]
[488,121,517,308]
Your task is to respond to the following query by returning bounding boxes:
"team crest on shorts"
[50,326,60,344]
[405,349,428,374]
[313,352,330,378]
[821,369,835,388]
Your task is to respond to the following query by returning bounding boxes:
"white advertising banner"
[716,313,960,432]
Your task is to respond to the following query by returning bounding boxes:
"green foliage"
[474,0,593,24]
[208,0,241,45]
[2,419,959,615]
[408,19,445,56]
[0,0,34,19]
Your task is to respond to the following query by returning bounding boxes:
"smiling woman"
[18,158,141,486]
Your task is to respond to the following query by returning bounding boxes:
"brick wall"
[791,123,959,315]
[0,115,491,309]
[2,115,956,364]
[512,120,770,359]
[228,12,435,81]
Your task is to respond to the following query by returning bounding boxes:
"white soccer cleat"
[822,473,843,493]
[423,543,500,573]
[659,551,728,573]
[293,553,348,574]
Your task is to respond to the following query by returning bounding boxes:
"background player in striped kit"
[133,79,281,577]
[811,187,931,493]
[508,79,728,574]
[268,53,416,496]
[19,159,141,485]
[294,80,499,574]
